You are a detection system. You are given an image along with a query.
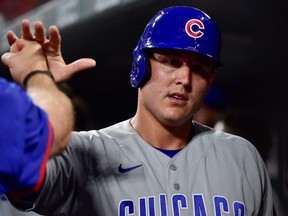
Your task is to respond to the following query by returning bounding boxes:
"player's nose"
[175,65,191,87]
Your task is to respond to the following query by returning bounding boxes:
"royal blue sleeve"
[0,78,53,196]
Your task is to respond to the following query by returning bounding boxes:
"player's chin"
[160,111,193,126]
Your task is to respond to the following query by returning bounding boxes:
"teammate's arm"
[1,39,74,157]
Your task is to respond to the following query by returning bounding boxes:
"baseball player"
[4,6,275,215]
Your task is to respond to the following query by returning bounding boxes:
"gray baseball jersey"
[18,120,274,215]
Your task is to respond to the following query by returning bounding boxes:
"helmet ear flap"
[130,49,151,88]
[139,52,152,88]
[130,60,139,88]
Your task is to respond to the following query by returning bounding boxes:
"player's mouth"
[168,93,188,103]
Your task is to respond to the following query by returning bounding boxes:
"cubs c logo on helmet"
[185,19,205,38]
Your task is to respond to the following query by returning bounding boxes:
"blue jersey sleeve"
[0,78,53,195]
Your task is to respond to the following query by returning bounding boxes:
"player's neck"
[130,115,193,150]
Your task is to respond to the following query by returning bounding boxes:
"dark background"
[1,0,287,214]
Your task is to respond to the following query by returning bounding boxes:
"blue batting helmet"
[130,6,223,88]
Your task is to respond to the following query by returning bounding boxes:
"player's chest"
[85,161,249,216]
[84,139,258,215]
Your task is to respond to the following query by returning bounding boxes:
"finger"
[7,30,19,46]
[21,19,34,40]
[9,39,25,53]
[68,58,96,73]
[15,39,25,52]
[34,21,47,43]
[48,25,61,50]
[10,42,18,53]
[53,58,96,81]
[1,52,11,66]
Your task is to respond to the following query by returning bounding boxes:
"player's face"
[138,49,215,126]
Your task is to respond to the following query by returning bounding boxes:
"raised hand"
[6,19,96,82]
[1,39,48,85]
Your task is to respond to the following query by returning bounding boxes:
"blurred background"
[0,0,287,215]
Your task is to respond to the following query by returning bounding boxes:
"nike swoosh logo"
[118,164,143,173]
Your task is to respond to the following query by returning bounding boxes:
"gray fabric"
[29,120,273,215]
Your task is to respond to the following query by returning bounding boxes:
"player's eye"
[152,53,182,68]
[190,65,203,73]
[164,58,182,67]
[190,64,213,79]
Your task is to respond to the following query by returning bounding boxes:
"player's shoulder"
[193,121,264,165]
[70,119,133,146]
[193,121,259,154]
